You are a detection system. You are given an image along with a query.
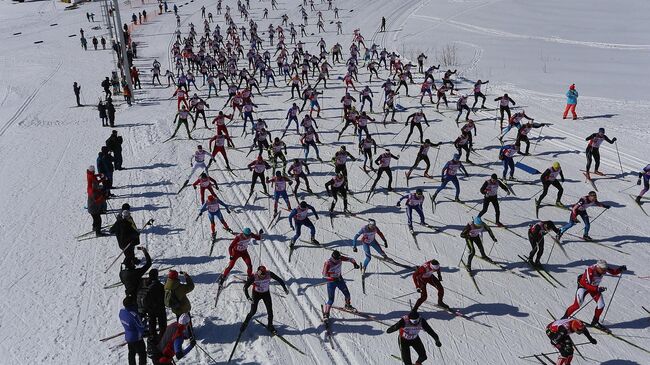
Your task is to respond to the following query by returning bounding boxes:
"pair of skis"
[517,255,564,288]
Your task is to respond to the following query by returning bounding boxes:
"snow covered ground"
[0,0,648,364]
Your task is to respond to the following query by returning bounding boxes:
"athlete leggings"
[406,206,425,227]
[478,196,500,223]
[223,250,253,277]
[560,210,589,236]
[292,219,315,241]
[409,155,430,173]
[361,240,385,269]
[538,180,563,203]
[434,175,460,199]
[405,123,423,143]
[465,236,486,268]
[243,291,273,326]
[502,157,515,179]
[527,232,544,263]
[585,147,600,172]
[398,336,427,365]
[412,277,444,312]
[371,167,393,190]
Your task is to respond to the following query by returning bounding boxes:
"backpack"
[164,287,182,311]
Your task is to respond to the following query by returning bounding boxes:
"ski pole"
[614,141,624,174]
[531,125,545,153]
[195,343,219,365]
[519,343,592,359]
[569,296,595,318]
[601,273,623,322]
[617,182,638,193]
[589,207,608,225]
[104,243,133,273]
[391,290,418,300]
[457,239,468,267]
[487,239,497,256]
[545,238,556,265]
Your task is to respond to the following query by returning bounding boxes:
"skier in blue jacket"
[119,296,147,365]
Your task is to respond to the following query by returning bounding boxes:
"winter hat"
[88,165,95,172]
[121,203,131,211]
[596,260,607,269]
[149,268,159,280]
[569,84,575,90]
[123,295,136,307]
[168,270,179,280]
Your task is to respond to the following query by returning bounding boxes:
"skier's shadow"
[126,162,176,170]
[460,302,528,320]
[155,255,220,267]
[607,316,650,330]
[600,361,641,365]
[605,234,648,247]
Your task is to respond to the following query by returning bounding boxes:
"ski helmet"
[257,155,263,161]
[473,216,483,225]
[331,250,341,260]
[415,188,423,195]
[424,139,431,145]
[200,172,207,178]
[275,170,282,177]
[179,313,191,326]
[569,319,585,333]
[407,310,420,321]
[588,191,597,198]
[243,227,252,236]
[598,127,605,134]
[197,145,203,150]
[207,195,216,201]
[341,146,346,151]
[596,259,607,270]
[552,161,561,170]
[453,153,460,161]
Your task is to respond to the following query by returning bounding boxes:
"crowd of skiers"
[76,0,650,364]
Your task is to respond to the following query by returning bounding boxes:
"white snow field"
[0,0,648,364]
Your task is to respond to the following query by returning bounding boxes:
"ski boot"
[225,227,235,234]
[582,235,593,241]
[267,324,276,334]
[635,195,642,204]
[534,198,540,207]
[555,200,564,207]
[437,301,450,310]
[218,275,226,286]
[290,238,296,247]
[310,237,320,245]
[344,303,357,312]
[495,221,505,228]
[591,320,610,333]
[481,255,495,264]
[211,232,217,241]
[453,197,462,203]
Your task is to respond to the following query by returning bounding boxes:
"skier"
[332,146,357,190]
[269,137,288,172]
[288,200,320,246]
[453,133,472,163]
[561,260,626,331]
[500,110,533,142]
[322,250,360,318]
[359,85,374,113]
[369,149,399,193]
[494,93,516,129]
[397,189,426,232]
[352,219,388,273]
[498,143,517,180]
[359,134,378,172]
[120,296,147,365]
[219,228,264,284]
[404,110,430,145]
[546,318,597,365]
[405,139,437,179]
[154,313,196,364]
[441,69,457,94]
[557,191,610,241]
[164,270,195,320]
[169,105,195,140]
[241,265,289,333]
[208,131,233,170]
[563,84,579,120]
[178,144,211,192]
[192,172,219,204]
[455,94,470,122]
[459,216,497,275]
[584,128,617,177]
[471,79,489,109]
[515,120,550,155]
[288,158,313,198]
[412,259,449,311]
[386,311,442,365]
[536,162,565,207]
[198,195,234,241]
[431,154,468,203]
[477,174,510,227]
[268,171,293,214]
[247,155,272,199]
[635,164,650,203]
[526,221,560,266]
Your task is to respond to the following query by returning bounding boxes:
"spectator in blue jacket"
[563,84,579,120]
[120,296,147,365]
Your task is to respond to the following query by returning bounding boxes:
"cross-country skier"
[322,250,360,318]
[471,79,489,109]
[397,189,426,232]
[498,143,517,180]
[557,191,610,241]
[561,260,626,331]
[198,195,234,241]
[288,200,320,246]
[455,94,470,122]
[526,220,560,266]
[431,154,468,203]
[269,137,288,172]
[477,174,510,227]
[386,310,442,365]
[404,110,430,145]
[359,135,378,172]
[192,172,219,204]
[537,162,565,207]
[247,155,272,199]
[352,219,388,273]
[412,259,449,311]
[179,145,212,192]
[208,131,233,170]
[546,318,596,365]
[516,120,551,155]
[636,164,650,203]
[170,105,195,140]
[241,265,289,333]
[219,228,264,284]
[405,139,437,179]
[494,93,516,129]
[459,216,497,276]
[288,158,313,199]
[369,149,399,193]
[584,128,617,177]
[500,110,533,142]
[267,171,293,214]
[332,146,357,190]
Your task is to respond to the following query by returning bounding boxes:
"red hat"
[569,84,575,90]
[168,270,179,280]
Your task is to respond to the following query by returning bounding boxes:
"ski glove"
[353,262,360,269]
[435,341,442,347]
[598,287,607,293]
[638,178,642,185]
[353,247,358,253]
[620,265,627,271]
